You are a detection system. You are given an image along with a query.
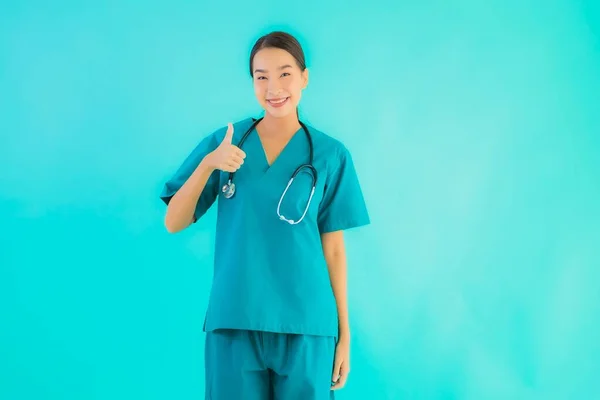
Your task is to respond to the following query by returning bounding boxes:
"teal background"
[1,1,599,399]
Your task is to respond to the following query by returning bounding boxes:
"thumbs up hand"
[204,123,247,172]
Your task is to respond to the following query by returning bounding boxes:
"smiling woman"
[159,30,370,400]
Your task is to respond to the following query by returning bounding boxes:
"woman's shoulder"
[304,122,351,158]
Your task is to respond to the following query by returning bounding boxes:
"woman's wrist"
[338,326,350,342]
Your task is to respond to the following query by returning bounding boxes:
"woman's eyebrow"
[254,64,293,73]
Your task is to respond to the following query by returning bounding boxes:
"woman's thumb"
[222,123,234,144]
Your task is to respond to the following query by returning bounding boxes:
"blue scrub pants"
[205,329,336,399]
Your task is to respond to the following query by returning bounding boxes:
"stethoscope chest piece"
[222,181,236,199]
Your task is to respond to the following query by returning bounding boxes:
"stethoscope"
[221,117,318,225]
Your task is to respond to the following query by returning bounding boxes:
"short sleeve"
[159,133,220,223]
[317,147,370,233]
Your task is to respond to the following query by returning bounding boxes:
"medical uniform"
[160,117,370,399]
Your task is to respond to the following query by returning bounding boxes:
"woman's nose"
[268,82,282,93]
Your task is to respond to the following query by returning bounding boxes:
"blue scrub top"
[160,117,370,338]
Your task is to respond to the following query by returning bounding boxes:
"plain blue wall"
[1,1,599,399]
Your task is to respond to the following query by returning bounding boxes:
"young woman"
[160,31,370,400]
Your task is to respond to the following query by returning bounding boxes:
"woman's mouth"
[266,97,289,108]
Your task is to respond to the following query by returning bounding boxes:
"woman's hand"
[203,123,246,172]
[331,337,350,390]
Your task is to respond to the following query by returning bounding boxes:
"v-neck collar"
[255,125,303,170]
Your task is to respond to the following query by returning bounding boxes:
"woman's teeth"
[267,97,289,107]
[269,98,287,103]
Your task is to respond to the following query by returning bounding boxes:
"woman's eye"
[281,72,290,77]
[257,76,266,80]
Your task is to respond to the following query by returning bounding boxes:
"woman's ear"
[302,68,309,89]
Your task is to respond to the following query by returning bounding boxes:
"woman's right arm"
[164,157,215,233]
[164,122,245,233]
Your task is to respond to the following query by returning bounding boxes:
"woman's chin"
[263,103,296,118]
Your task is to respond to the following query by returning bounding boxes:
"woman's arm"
[164,123,245,233]
[164,158,215,233]
[322,230,352,389]
[321,230,350,341]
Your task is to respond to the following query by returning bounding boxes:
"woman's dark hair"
[249,31,307,77]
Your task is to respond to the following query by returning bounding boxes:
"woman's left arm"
[321,230,350,340]
[321,230,351,390]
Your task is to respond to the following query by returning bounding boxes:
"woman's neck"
[259,113,301,138]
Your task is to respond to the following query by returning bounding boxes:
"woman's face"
[252,47,308,119]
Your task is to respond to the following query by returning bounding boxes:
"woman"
[160,31,370,400]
